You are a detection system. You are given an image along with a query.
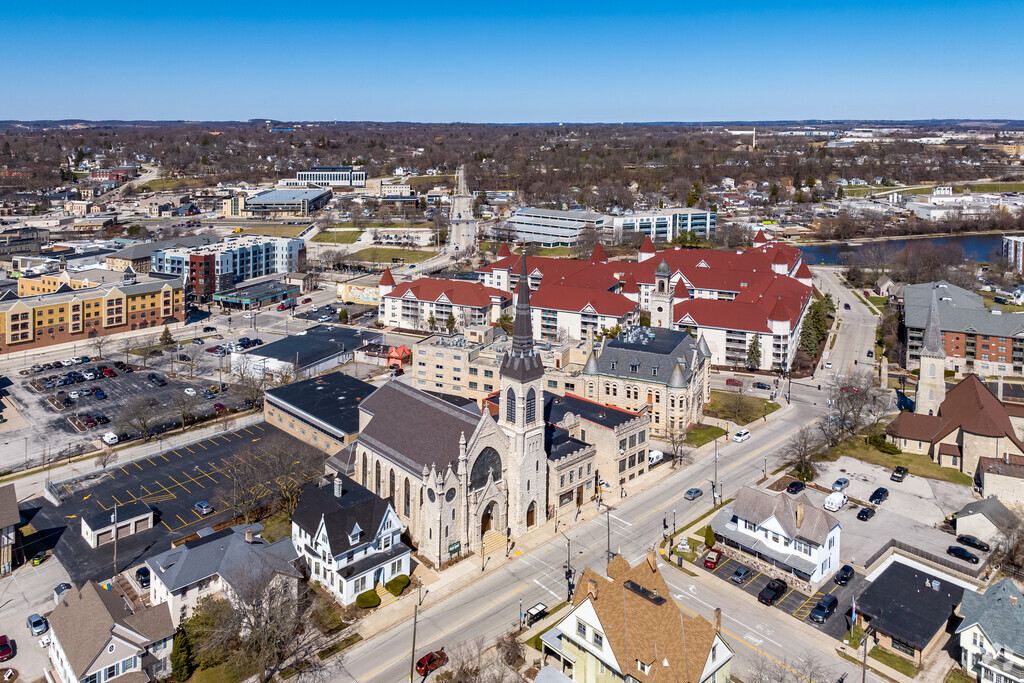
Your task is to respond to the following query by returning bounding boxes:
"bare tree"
[91,335,108,360]
[223,450,268,524]
[135,334,161,369]
[260,432,325,515]
[665,428,692,468]
[96,447,117,470]
[786,426,821,480]
[232,355,271,408]
[120,395,160,441]
[495,631,525,668]
[180,351,207,380]
[170,393,200,429]
[728,382,750,423]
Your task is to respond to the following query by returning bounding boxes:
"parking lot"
[25,422,320,584]
[699,551,865,640]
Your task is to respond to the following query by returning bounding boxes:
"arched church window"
[361,453,367,488]
[404,479,411,517]
[506,388,516,422]
[445,488,457,503]
[375,462,381,496]
[389,470,395,503]
[929,389,935,400]
[470,447,503,490]
[929,365,936,378]
[526,388,536,423]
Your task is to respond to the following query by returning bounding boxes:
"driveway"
[0,554,72,680]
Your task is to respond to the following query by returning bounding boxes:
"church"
[338,256,563,567]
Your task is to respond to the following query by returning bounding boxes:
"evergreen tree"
[746,335,762,369]
[445,312,456,334]
[427,313,436,331]
[338,309,349,324]
[170,630,194,681]
[160,324,173,346]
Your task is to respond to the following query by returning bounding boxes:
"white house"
[291,475,411,605]
[711,486,841,586]
[957,578,1024,681]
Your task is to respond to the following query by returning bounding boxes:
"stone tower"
[916,289,946,416]
[650,258,673,328]
[498,254,548,536]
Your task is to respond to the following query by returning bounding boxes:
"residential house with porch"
[957,578,1024,682]
[711,486,841,588]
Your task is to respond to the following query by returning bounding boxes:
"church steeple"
[916,287,947,416]
[501,254,544,382]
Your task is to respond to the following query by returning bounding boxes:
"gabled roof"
[386,278,510,308]
[956,498,1018,535]
[530,284,637,316]
[957,579,1024,655]
[571,555,720,683]
[731,486,839,546]
[292,477,395,554]
[0,484,18,529]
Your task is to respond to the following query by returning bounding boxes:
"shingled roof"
[570,554,720,683]
[731,486,839,546]
[957,578,1024,655]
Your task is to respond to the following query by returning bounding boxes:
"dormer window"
[349,522,362,546]
[637,660,650,674]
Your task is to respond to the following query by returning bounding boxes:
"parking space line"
[241,427,254,435]
[195,466,218,484]
[167,475,192,494]
[172,450,183,458]
[176,514,187,526]
[254,424,264,431]
[111,494,123,506]
[792,592,821,617]
[119,466,130,476]
[146,457,156,467]
[711,559,729,574]
[141,484,151,495]
[159,453,170,462]
[196,442,208,450]
[183,446,194,454]
[182,472,205,489]
[779,588,795,606]
[134,461,144,471]
[161,520,174,531]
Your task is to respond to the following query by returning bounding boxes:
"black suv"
[834,565,854,586]
[869,487,889,505]
[758,579,787,605]
[147,373,167,387]
[947,546,980,564]
[891,466,908,482]
[786,481,806,494]
[809,594,838,623]
[956,535,991,553]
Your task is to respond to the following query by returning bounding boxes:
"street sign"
[448,541,461,555]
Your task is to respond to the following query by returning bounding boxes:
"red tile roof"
[590,243,607,263]
[386,278,511,308]
[531,284,637,316]
[674,280,690,298]
[622,272,640,294]
[497,243,512,258]
[795,261,812,279]
[639,236,656,253]
[754,229,767,243]
[378,267,396,287]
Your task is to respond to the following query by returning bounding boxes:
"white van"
[824,492,848,512]
[101,432,119,446]
[733,429,751,443]
[648,450,664,466]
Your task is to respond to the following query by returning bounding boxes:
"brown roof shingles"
[0,484,18,529]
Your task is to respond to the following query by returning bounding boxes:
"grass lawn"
[238,224,309,238]
[186,662,248,683]
[407,174,455,188]
[349,247,434,264]
[870,647,920,678]
[823,437,973,486]
[260,510,291,543]
[704,390,780,426]
[317,633,363,661]
[524,602,568,651]
[980,291,1024,312]
[312,230,363,244]
[685,424,728,447]
[867,296,888,308]
[944,668,976,683]
[341,222,432,229]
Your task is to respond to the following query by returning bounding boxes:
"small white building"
[711,486,841,586]
[291,475,411,605]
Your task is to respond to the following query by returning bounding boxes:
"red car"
[213,403,226,412]
[102,368,117,377]
[703,550,722,569]
[415,650,447,676]
[725,378,743,387]
[0,634,12,661]
[301,297,312,304]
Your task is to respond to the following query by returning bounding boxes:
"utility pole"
[409,604,418,682]
[861,628,869,683]
[714,438,720,504]
[606,507,612,561]
[561,531,573,601]
[672,509,676,537]
[112,503,118,577]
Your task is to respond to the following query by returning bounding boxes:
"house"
[0,483,20,575]
[855,562,965,667]
[956,578,1024,681]
[542,552,733,682]
[48,581,175,683]
[954,498,1018,546]
[874,275,896,297]
[291,475,410,605]
[886,374,1024,477]
[145,523,300,627]
[978,455,1024,508]
[711,486,841,588]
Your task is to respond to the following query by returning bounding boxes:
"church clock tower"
[650,258,673,328]
[499,254,548,536]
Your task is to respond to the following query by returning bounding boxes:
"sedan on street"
[684,488,703,501]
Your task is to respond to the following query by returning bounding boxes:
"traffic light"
[663,517,668,530]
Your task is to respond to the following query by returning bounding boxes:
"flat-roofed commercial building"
[264,372,377,454]
[292,166,366,188]
[508,208,611,247]
[613,208,716,240]
[221,188,331,218]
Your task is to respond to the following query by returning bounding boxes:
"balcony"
[982,653,1024,682]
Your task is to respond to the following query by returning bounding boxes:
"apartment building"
[105,235,215,273]
[613,207,717,240]
[289,166,367,188]
[378,273,511,332]
[220,188,331,218]
[507,207,612,247]
[529,284,639,341]
[150,235,305,296]
[0,271,184,352]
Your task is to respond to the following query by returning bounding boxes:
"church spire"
[921,288,945,358]
[500,252,544,382]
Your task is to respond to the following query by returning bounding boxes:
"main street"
[331,378,878,682]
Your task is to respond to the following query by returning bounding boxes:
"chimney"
[333,476,345,498]
[646,549,657,572]
[713,607,722,633]
[796,502,805,528]
[588,579,598,600]
[244,528,253,544]
[1012,595,1019,606]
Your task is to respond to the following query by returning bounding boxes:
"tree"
[120,395,160,441]
[446,312,456,334]
[494,313,513,335]
[665,428,691,468]
[786,426,821,480]
[96,447,117,470]
[91,335,108,360]
[728,382,749,423]
[259,432,325,515]
[224,451,267,524]
[427,313,437,332]
[338,309,349,324]
[496,631,524,667]
[746,335,762,370]
[232,355,271,408]
[136,334,161,368]
[170,393,200,429]
[170,630,194,682]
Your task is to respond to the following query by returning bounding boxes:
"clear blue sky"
[3,1,1019,122]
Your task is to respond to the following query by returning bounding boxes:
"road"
[812,267,879,382]
[331,380,878,682]
[447,165,477,254]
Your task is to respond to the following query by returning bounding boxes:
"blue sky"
[3,1,1020,122]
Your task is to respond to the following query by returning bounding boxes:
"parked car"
[947,546,980,564]
[102,368,117,377]
[831,478,850,491]
[317,315,331,323]
[184,388,197,397]
[866,349,874,358]
[753,381,772,390]
[725,378,743,387]
[415,650,448,676]
[31,551,48,566]
[809,594,839,623]
[891,466,908,482]
[194,501,214,516]
[192,338,204,345]
[0,635,11,662]
[148,373,166,386]
[685,487,703,501]
[213,403,226,412]
[96,415,110,425]
[733,429,751,443]
[857,507,875,521]
[703,550,722,569]
[834,565,855,586]
[869,487,888,504]
[203,326,217,333]
[135,566,151,589]
[94,390,107,400]
[301,297,312,304]
[27,613,48,636]
[786,481,806,494]
[843,303,851,310]
[730,566,752,584]
[758,579,788,605]
[956,535,991,553]
[101,432,119,445]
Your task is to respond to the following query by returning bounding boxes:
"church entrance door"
[526,502,536,528]
[481,502,495,537]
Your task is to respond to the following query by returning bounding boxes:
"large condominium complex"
[149,235,305,299]
[377,269,512,332]
[0,269,184,352]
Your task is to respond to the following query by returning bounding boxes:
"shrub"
[868,433,901,454]
[702,524,716,549]
[356,590,380,609]
[385,574,410,597]
[170,631,194,681]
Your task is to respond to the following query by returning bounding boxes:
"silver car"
[27,613,48,636]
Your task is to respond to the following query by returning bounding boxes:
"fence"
[861,538,987,582]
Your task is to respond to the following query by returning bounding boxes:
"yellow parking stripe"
[134,461,144,471]
[182,472,205,489]
[196,441,208,450]
[111,494,123,505]
[159,453,170,462]
[779,588,796,606]
[119,466,130,476]
[168,475,191,494]
[147,458,156,466]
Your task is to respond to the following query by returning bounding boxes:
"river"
[796,232,1023,265]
